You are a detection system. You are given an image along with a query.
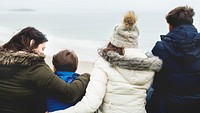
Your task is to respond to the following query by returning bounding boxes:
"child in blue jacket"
[46,49,83,112]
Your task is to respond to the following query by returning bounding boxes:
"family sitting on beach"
[0,5,200,113]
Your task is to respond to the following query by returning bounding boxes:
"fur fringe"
[103,51,162,72]
[0,50,45,66]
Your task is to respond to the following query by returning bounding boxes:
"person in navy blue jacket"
[46,49,83,112]
[147,6,200,113]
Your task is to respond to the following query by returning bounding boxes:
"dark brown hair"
[166,6,195,27]
[98,42,125,60]
[52,49,78,72]
[2,27,48,52]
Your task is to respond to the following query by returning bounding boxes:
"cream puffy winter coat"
[52,49,162,113]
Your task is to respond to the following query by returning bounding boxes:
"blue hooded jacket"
[46,71,80,112]
[147,25,200,113]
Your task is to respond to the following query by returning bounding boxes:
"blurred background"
[0,0,200,63]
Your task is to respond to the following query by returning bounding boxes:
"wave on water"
[0,26,102,62]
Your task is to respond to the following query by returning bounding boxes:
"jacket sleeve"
[30,62,90,103]
[51,65,108,113]
[152,41,169,61]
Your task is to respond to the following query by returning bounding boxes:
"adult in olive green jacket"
[0,27,90,113]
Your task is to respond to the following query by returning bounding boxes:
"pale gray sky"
[0,0,199,13]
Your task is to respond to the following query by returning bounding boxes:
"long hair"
[2,27,48,52]
[52,49,78,72]
[123,11,137,30]
[98,42,124,61]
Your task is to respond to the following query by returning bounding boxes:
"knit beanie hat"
[110,11,139,48]
[110,23,139,48]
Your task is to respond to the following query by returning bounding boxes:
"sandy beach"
[0,40,3,45]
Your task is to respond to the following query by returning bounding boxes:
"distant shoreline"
[8,8,35,12]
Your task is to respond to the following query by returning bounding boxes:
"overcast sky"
[0,0,199,14]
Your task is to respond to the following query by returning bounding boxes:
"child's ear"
[30,39,35,47]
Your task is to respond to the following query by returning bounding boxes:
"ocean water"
[0,10,199,62]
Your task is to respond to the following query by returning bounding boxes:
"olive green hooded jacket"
[0,50,90,113]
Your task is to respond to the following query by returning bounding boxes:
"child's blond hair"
[123,11,137,30]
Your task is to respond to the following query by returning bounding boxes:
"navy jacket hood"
[161,25,200,64]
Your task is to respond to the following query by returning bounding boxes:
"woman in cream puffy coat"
[52,42,162,113]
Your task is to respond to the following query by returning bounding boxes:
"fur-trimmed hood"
[102,51,162,72]
[0,50,45,66]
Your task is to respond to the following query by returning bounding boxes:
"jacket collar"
[0,50,45,66]
[162,25,199,42]
[160,25,200,63]
[102,51,162,72]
